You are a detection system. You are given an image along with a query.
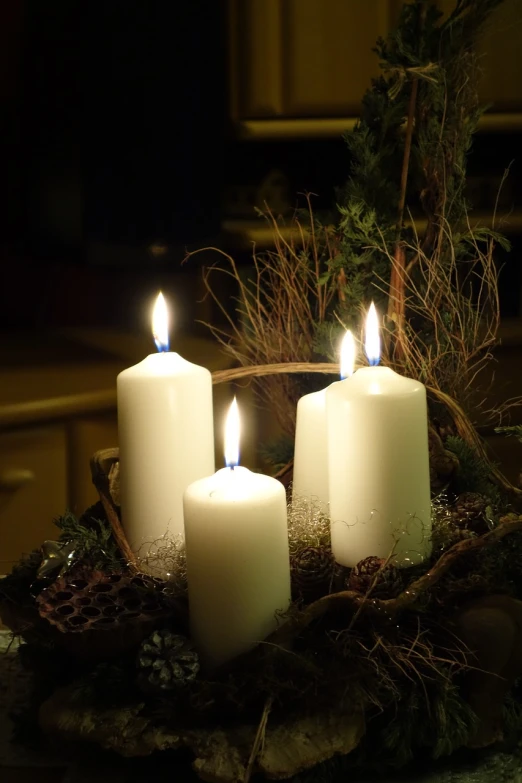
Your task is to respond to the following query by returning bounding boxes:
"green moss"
[55,508,124,571]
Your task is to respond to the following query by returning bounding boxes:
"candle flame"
[340,330,356,379]
[152,292,169,352]
[365,302,380,366]
[224,397,240,468]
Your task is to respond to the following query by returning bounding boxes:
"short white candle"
[292,331,356,512]
[117,293,215,553]
[326,304,431,568]
[183,398,291,670]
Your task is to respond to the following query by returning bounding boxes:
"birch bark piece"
[39,687,181,757]
[259,710,365,779]
[187,726,254,783]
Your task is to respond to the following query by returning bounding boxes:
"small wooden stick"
[211,362,339,385]
[90,449,138,570]
[243,696,273,783]
[387,11,423,360]
[389,514,522,614]
[263,514,522,650]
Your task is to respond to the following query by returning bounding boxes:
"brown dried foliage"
[188,197,338,435]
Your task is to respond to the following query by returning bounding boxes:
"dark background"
[2,0,521,330]
[5,1,226,253]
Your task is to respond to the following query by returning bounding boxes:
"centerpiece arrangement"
[2,0,522,780]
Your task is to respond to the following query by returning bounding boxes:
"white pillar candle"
[183,398,291,670]
[326,304,431,568]
[292,331,356,512]
[117,293,215,553]
[292,389,328,511]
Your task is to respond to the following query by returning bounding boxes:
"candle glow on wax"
[183,398,291,668]
[152,292,169,352]
[340,330,356,380]
[326,300,432,567]
[292,329,356,510]
[117,290,215,549]
[365,302,380,366]
[224,397,240,468]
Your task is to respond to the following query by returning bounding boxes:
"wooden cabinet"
[441,0,522,114]
[0,330,236,572]
[231,0,393,120]
[281,1,391,117]
[230,0,522,138]
[0,413,122,573]
[0,427,67,572]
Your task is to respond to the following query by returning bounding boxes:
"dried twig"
[212,362,339,386]
[389,513,522,612]
[243,696,273,783]
[90,449,138,570]
[375,212,502,415]
[261,514,522,652]
[387,8,423,358]
[186,199,338,435]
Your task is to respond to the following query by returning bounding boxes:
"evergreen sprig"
[495,424,522,444]
[445,435,501,503]
[316,0,509,399]
[55,509,123,571]
[259,433,295,471]
[379,677,477,765]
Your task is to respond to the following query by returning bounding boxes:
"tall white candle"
[292,389,328,511]
[183,399,291,670]
[326,304,431,568]
[292,331,356,512]
[117,293,215,553]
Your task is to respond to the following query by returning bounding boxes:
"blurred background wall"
[0,0,521,569]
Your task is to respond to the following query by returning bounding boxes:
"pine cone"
[36,569,174,659]
[291,546,334,601]
[348,556,402,599]
[451,492,490,532]
[137,629,199,692]
[447,527,478,546]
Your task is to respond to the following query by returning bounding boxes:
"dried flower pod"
[37,569,169,633]
[35,569,174,660]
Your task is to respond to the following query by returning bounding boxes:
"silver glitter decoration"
[135,532,187,595]
[289,490,443,566]
[287,492,331,556]
[431,492,461,553]
[37,540,76,579]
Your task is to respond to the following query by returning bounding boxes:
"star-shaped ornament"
[37,540,77,579]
